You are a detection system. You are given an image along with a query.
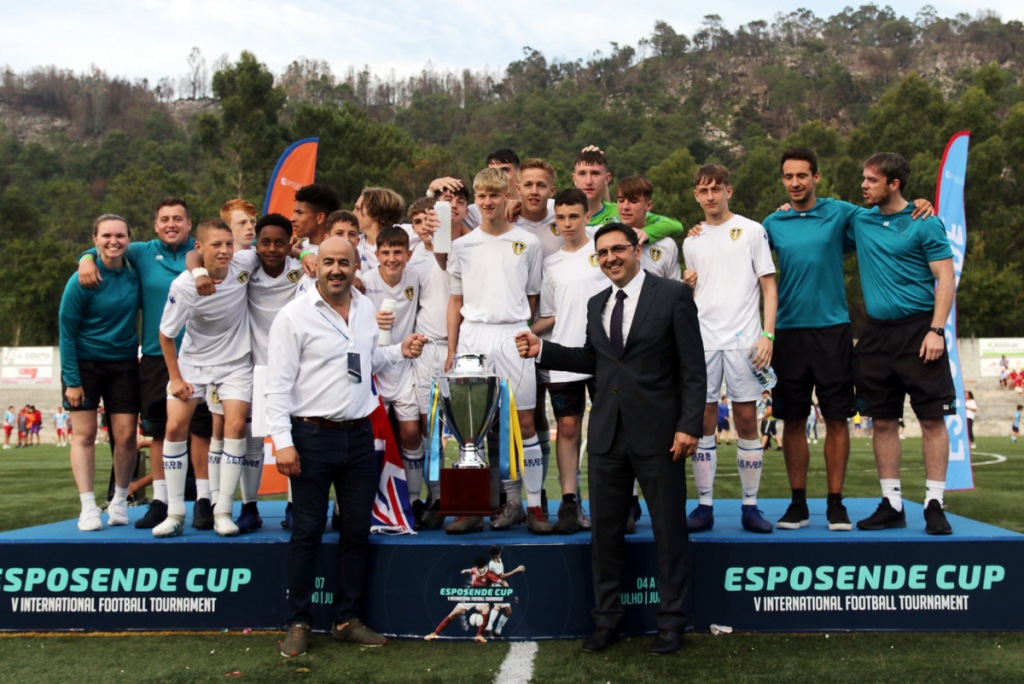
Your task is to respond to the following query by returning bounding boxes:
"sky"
[1,1,1021,85]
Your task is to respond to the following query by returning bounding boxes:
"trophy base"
[439,467,494,515]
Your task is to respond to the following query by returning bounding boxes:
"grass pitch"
[1,436,1023,682]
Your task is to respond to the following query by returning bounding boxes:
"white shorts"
[173,357,252,408]
[458,321,536,410]
[705,349,761,404]
[378,366,421,422]
[413,340,449,415]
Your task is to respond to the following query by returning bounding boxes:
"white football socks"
[736,437,764,505]
[692,435,718,506]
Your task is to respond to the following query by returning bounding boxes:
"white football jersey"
[541,240,606,383]
[239,250,304,366]
[448,226,542,325]
[641,237,681,280]
[160,259,251,366]
[408,247,449,341]
[682,214,775,350]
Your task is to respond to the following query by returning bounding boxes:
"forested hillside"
[1,5,1022,344]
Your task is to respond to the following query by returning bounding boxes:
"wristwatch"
[929,327,945,338]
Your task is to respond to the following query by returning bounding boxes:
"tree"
[184,47,208,99]
[0,238,78,345]
[204,51,287,198]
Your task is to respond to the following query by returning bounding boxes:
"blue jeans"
[286,418,377,626]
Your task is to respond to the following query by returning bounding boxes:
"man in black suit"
[516,222,705,656]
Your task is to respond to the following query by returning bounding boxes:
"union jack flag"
[369,395,415,534]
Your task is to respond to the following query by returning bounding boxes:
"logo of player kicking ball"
[423,546,526,643]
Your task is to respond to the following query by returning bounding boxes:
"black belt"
[292,416,365,431]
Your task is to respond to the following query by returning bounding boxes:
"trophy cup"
[437,353,501,514]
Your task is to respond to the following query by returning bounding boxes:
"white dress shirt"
[265,285,404,450]
[602,269,646,346]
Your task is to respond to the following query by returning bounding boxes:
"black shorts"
[62,358,140,415]
[190,401,213,439]
[717,419,730,432]
[139,355,169,438]
[761,420,777,437]
[547,380,595,419]
[772,324,855,422]
[853,313,956,420]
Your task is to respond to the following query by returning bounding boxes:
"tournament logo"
[512,241,526,255]
[730,228,743,241]
[549,223,561,236]
[649,247,663,262]
[237,271,251,284]
[404,286,415,301]
[287,269,301,283]
[588,253,599,267]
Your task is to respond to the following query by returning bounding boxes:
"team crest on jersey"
[588,253,599,267]
[512,241,526,255]
[730,228,743,241]
[287,269,301,283]
[237,271,251,284]
[649,247,663,262]
[404,286,415,301]
[549,222,561,236]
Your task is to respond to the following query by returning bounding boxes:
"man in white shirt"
[269,237,425,657]
[532,189,605,533]
[682,164,778,535]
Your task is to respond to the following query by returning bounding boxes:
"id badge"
[347,351,362,384]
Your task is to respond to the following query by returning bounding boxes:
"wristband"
[426,189,437,199]
[761,332,775,342]
[79,254,95,263]
[929,327,945,338]
[192,267,209,279]
[300,250,314,260]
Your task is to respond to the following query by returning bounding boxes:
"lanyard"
[314,298,358,351]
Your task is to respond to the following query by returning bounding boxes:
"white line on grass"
[495,641,537,684]
[971,451,1007,465]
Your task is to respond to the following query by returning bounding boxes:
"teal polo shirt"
[763,198,861,329]
[852,205,952,320]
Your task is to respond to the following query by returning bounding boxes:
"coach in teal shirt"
[852,152,956,537]
[764,196,861,329]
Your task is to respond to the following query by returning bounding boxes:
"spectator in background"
[3,406,14,449]
[965,391,978,448]
[1012,405,1021,443]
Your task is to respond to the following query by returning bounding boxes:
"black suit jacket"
[539,272,706,455]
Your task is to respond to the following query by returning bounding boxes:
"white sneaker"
[152,514,185,538]
[214,513,239,537]
[107,500,129,526]
[78,507,103,532]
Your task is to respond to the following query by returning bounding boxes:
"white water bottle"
[378,298,398,346]
[433,200,452,253]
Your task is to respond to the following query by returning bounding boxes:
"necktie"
[610,290,626,356]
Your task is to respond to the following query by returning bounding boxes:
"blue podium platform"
[0,499,1021,638]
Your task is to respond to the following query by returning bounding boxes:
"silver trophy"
[435,354,501,514]
[438,353,501,468]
